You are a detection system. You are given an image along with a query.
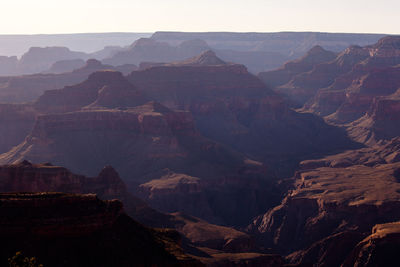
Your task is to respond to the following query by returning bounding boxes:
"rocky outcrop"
[304,36,400,126]
[347,91,400,145]
[343,222,400,267]
[276,45,370,107]
[258,45,337,89]
[250,139,400,265]
[170,212,255,252]
[0,192,201,267]
[0,161,168,226]
[299,137,400,169]
[286,231,365,267]
[260,35,400,119]
[35,70,147,113]
[138,169,282,226]
[324,65,400,124]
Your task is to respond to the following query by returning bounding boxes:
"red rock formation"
[343,222,400,267]
[303,36,400,125]
[324,65,400,124]
[347,90,400,145]
[287,231,365,267]
[249,139,400,265]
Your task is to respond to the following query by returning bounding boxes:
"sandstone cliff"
[249,139,400,265]
[343,222,400,267]
[347,90,400,145]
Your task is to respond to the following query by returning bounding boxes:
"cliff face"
[0,104,201,179]
[127,52,358,177]
[0,161,165,225]
[347,91,400,145]
[35,70,148,113]
[258,45,337,89]
[260,36,400,126]
[249,139,400,265]
[264,45,369,107]
[0,104,37,154]
[0,101,273,225]
[309,37,400,125]
[0,192,200,267]
[343,222,400,267]
[324,65,400,124]
[0,162,282,266]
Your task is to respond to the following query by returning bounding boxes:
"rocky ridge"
[249,138,400,265]
[0,192,200,267]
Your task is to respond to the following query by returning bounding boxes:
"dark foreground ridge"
[0,192,201,267]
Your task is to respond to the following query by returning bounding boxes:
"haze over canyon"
[0,30,399,267]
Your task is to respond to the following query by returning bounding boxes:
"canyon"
[249,138,400,266]
[0,33,400,266]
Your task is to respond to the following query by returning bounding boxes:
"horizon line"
[0,30,398,36]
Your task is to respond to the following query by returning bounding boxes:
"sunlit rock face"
[249,138,400,265]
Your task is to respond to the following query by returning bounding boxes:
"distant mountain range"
[0,32,151,56]
[0,31,388,76]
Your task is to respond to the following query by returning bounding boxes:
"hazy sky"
[2,0,399,34]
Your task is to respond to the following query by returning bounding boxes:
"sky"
[1,0,399,34]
